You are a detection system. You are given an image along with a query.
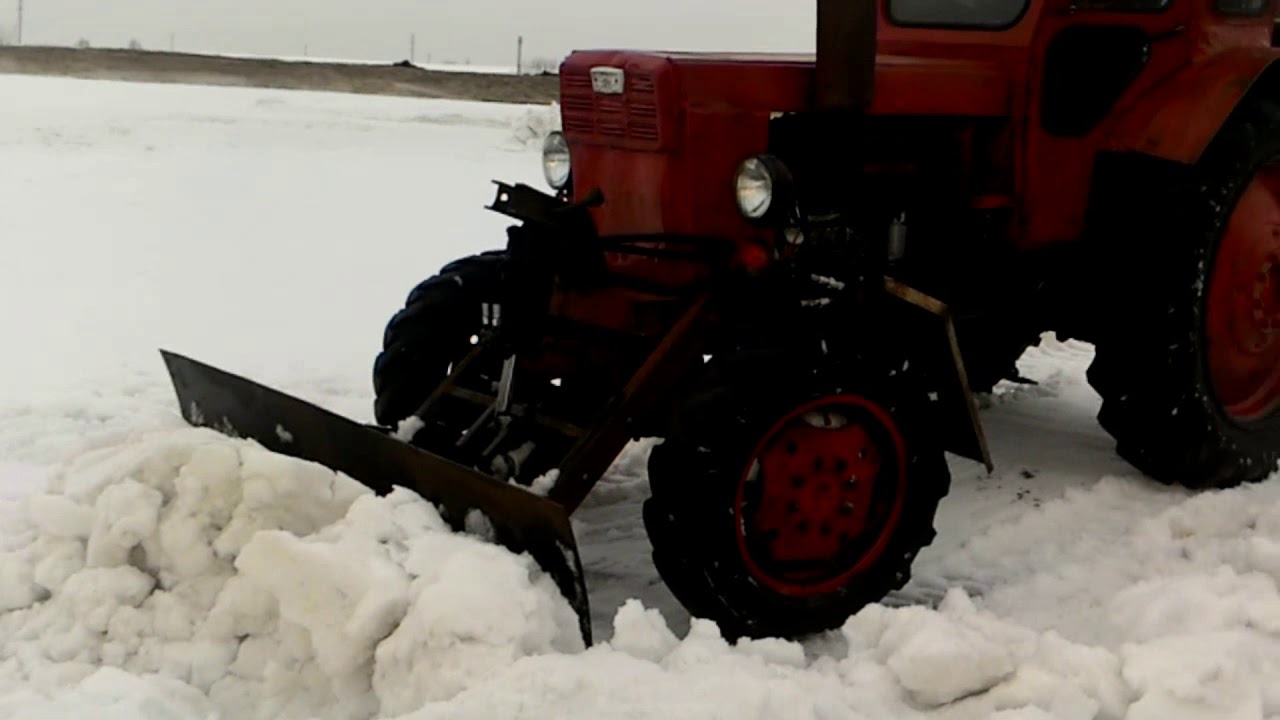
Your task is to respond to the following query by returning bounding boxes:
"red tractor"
[164,0,1280,644]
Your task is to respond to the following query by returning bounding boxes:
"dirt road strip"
[0,46,561,104]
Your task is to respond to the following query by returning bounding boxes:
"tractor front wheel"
[643,348,949,640]
[373,251,505,428]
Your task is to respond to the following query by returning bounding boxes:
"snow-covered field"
[2,73,1280,719]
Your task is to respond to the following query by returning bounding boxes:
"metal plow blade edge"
[159,350,593,646]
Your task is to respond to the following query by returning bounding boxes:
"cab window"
[887,0,1030,28]
[1216,0,1269,16]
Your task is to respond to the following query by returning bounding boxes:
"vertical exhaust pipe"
[810,0,881,291]
[815,0,877,111]
[810,0,876,215]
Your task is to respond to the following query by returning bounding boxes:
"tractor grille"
[561,68,664,149]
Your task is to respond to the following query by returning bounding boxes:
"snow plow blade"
[159,350,592,646]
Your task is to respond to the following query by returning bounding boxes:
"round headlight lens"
[735,157,774,219]
[542,131,571,190]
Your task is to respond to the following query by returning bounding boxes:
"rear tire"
[643,343,949,640]
[373,251,505,428]
[1087,98,1280,488]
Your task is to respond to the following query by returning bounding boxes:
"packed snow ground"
[2,74,1280,719]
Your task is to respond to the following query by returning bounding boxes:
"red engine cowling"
[558,51,784,282]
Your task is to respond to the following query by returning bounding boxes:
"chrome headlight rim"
[734,154,794,224]
[542,131,572,191]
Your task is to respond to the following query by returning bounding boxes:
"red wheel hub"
[1207,163,1280,422]
[734,395,907,597]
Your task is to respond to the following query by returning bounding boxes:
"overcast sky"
[0,0,816,67]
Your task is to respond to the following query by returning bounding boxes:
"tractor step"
[159,350,593,646]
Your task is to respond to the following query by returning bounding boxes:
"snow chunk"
[393,416,425,443]
[0,666,214,719]
[882,606,1016,707]
[508,101,561,148]
[373,538,583,714]
[1122,632,1267,719]
[235,527,411,677]
[26,494,93,538]
[85,480,162,567]
[32,539,85,592]
[526,469,559,497]
[0,553,39,612]
[609,599,679,663]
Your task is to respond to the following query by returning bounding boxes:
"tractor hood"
[561,50,1010,119]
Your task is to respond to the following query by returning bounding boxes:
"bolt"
[784,441,799,455]
[791,475,806,489]
[835,458,849,474]
[796,520,811,534]
[813,457,825,472]
[786,501,800,515]
[839,501,854,516]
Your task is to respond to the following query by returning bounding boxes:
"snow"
[393,416,426,443]
[1,426,581,720]
[3,72,1280,718]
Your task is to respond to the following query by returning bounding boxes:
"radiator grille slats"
[560,68,663,148]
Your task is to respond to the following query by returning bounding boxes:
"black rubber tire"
[1086,97,1280,488]
[373,251,505,428]
[642,342,950,640]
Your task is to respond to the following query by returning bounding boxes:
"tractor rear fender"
[1105,47,1280,165]
[884,279,994,473]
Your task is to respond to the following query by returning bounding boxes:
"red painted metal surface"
[1207,163,1280,423]
[562,52,774,247]
[1187,0,1274,61]
[733,395,907,597]
[563,52,1011,121]
[1105,47,1278,165]
[659,52,1011,116]
[560,48,1012,258]
[558,0,1279,255]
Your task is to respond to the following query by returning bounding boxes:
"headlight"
[734,155,792,222]
[542,131,571,190]
[735,157,773,219]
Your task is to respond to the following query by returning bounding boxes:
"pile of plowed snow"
[6,425,1280,719]
[0,427,582,719]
